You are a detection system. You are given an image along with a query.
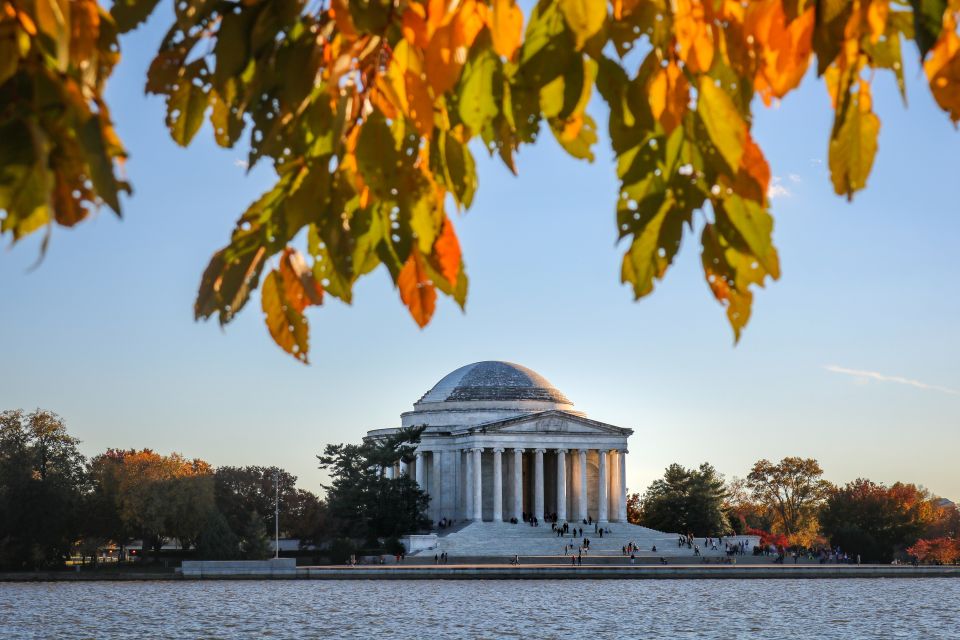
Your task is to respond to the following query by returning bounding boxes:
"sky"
[2,9,958,501]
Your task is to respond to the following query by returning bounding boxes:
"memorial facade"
[366,361,632,525]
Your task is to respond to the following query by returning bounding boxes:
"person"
[599,528,603,538]
[630,553,635,565]
[434,553,439,564]
[571,554,576,566]
[652,545,657,552]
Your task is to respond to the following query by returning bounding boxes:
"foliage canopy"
[2,0,959,356]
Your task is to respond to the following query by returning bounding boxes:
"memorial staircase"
[412,521,758,561]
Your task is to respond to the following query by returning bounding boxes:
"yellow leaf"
[70,0,100,63]
[697,77,747,171]
[673,0,714,73]
[398,251,437,328]
[491,0,523,59]
[558,0,607,49]
[648,60,688,133]
[829,80,880,198]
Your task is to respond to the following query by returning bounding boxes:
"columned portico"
[364,361,634,525]
[512,448,524,520]
[598,449,609,523]
[533,448,545,521]
[577,449,588,522]
[492,448,504,522]
[471,448,483,522]
[555,449,567,522]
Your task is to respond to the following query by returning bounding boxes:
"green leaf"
[308,224,354,304]
[558,0,607,49]
[213,8,256,90]
[76,115,123,214]
[715,195,780,279]
[432,131,477,209]
[813,0,853,74]
[909,0,948,58]
[356,112,399,197]
[347,0,392,32]
[621,196,673,299]
[828,87,880,199]
[195,245,267,325]
[165,62,210,147]
[518,0,577,87]
[458,48,502,133]
[111,0,162,33]
[697,78,746,172]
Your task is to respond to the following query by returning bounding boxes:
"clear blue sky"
[2,10,958,500]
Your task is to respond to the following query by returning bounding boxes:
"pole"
[274,470,280,560]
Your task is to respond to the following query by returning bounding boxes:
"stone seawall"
[4,564,959,581]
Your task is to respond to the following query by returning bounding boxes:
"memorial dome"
[417,361,571,405]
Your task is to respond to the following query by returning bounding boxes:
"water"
[1,579,958,639]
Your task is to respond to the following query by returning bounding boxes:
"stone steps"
[420,522,759,559]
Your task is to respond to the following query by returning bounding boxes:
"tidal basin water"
[2,578,959,639]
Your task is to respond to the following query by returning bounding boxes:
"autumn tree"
[819,478,941,562]
[3,0,960,358]
[0,409,88,569]
[91,448,216,557]
[724,475,772,534]
[746,456,830,544]
[626,491,642,524]
[635,462,730,535]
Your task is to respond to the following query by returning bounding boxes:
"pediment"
[464,410,630,436]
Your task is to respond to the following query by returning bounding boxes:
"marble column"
[464,449,474,521]
[577,449,588,522]
[414,452,424,487]
[533,448,545,521]
[492,448,504,522]
[556,449,568,522]
[472,447,483,522]
[399,459,408,476]
[385,464,395,480]
[597,449,609,523]
[618,449,628,522]
[513,448,524,520]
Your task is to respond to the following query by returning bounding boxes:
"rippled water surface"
[2,578,958,639]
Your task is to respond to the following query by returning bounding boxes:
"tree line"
[628,457,960,564]
[0,408,428,570]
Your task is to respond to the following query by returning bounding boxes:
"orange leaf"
[866,0,889,44]
[425,0,485,95]
[432,216,461,286]
[279,248,324,313]
[648,60,689,133]
[70,0,100,63]
[330,0,357,39]
[925,19,960,123]
[490,0,523,59]
[746,1,814,105]
[398,251,437,328]
[733,132,771,202]
[402,3,431,48]
[673,0,714,74]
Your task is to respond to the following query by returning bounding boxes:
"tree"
[4,0,960,358]
[626,492,642,524]
[635,462,729,535]
[746,457,830,542]
[90,448,216,558]
[0,409,88,569]
[724,475,772,534]
[317,427,429,544]
[907,537,960,565]
[819,478,940,562]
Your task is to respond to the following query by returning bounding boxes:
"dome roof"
[417,361,571,405]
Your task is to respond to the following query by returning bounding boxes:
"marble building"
[366,361,632,524]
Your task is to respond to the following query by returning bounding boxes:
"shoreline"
[3,564,959,582]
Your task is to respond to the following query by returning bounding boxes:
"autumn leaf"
[697,77,746,172]
[558,0,607,49]
[261,269,311,363]
[673,0,715,73]
[398,251,437,328]
[491,0,524,59]
[829,80,880,199]
[924,22,960,122]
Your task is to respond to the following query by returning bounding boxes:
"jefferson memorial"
[366,361,632,525]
